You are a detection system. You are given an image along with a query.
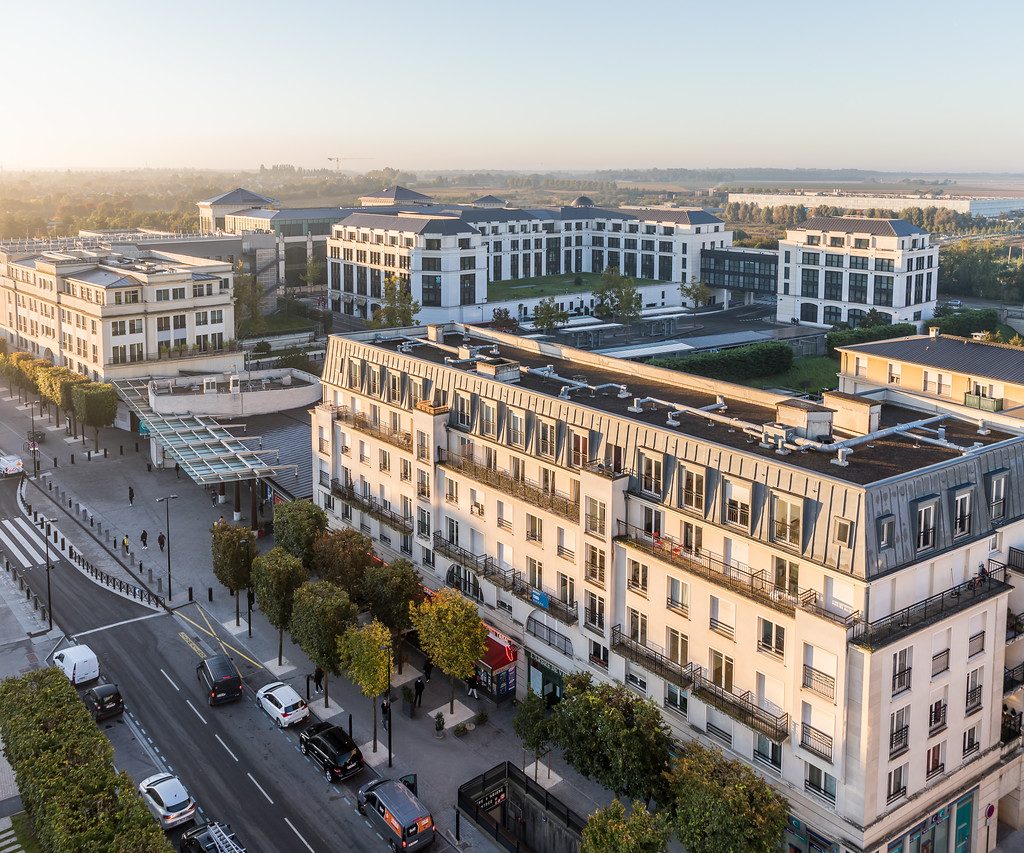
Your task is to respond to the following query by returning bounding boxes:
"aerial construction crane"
[327,155,371,171]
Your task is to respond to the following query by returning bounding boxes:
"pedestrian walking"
[127,486,134,506]
[414,677,424,708]
[174,462,180,480]
[217,515,225,527]
[381,698,391,731]
[467,673,479,699]
[313,667,324,693]
[209,489,217,507]
[423,659,433,682]
[140,530,148,550]
[122,535,129,556]
[158,532,166,552]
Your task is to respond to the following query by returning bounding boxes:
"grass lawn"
[11,813,43,853]
[487,272,607,302]
[738,356,840,395]
[242,309,316,339]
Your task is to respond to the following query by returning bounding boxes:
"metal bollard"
[103,448,108,458]
[87,451,91,461]
[148,568,153,583]
[188,586,193,602]
[33,510,38,523]
[135,442,139,453]
[157,578,163,593]
[48,481,52,491]
[32,595,38,612]
[70,454,74,464]
[348,713,353,740]
[455,809,461,842]
[53,457,57,468]
[208,587,213,602]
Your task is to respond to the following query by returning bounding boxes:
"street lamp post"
[156,495,178,601]
[43,516,57,631]
[381,638,394,768]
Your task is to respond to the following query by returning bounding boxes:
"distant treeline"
[720,202,1012,235]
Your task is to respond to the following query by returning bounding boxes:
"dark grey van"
[196,655,243,705]
[357,777,434,851]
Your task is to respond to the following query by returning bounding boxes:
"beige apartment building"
[313,322,1024,853]
[0,244,240,381]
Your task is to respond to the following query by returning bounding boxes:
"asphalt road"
[0,478,402,853]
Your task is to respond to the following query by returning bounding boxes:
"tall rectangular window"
[681,469,704,511]
[772,494,801,546]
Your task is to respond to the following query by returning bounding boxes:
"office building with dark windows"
[699,246,778,304]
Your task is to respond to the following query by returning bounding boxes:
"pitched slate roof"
[199,188,275,206]
[227,207,347,221]
[336,212,477,236]
[360,186,434,203]
[798,215,926,237]
[840,334,1024,385]
[473,195,505,205]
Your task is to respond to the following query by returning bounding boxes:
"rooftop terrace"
[361,327,1019,485]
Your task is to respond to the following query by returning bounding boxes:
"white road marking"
[284,818,316,852]
[160,669,179,691]
[13,517,50,555]
[185,700,207,725]
[72,612,165,638]
[247,772,274,804]
[343,796,351,805]
[0,526,33,568]
[215,734,238,762]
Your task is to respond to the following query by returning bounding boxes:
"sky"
[2,0,1022,172]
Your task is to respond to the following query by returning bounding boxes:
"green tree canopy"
[36,364,76,424]
[551,673,673,801]
[594,267,642,324]
[409,587,487,713]
[532,296,569,334]
[581,799,670,853]
[513,688,551,781]
[372,274,421,329]
[679,277,714,309]
[290,579,357,706]
[211,523,257,626]
[273,500,328,569]
[312,527,375,599]
[71,382,118,450]
[490,307,519,332]
[300,254,326,287]
[233,268,266,338]
[338,619,392,751]
[665,741,789,853]
[361,558,421,645]
[252,546,309,665]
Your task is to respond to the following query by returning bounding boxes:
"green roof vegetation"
[736,355,840,395]
[487,272,607,302]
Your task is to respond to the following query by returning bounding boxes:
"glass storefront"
[886,790,975,853]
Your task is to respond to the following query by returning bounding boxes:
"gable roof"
[473,195,506,205]
[226,207,348,221]
[839,334,1024,385]
[199,188,275,206]
[360,185,434,203]
[797,215,926,237]
[336,212,477,236]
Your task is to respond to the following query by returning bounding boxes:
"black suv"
[197,655,243,706]
[179,822,244,853]
[84,684,123,721]
[299,721,365,782]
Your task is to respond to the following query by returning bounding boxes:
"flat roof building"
[728,192,1024,219]
[314,321,1024,853]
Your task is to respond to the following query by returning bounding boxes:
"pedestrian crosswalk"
[0,516,51,569]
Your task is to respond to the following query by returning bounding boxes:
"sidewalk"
[29,423,619,848]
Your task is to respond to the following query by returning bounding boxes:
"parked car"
[54,645,99,685]
[944,299,964,309]
[0,454,22,477]
[255,681,308,728]
[196,654,243,705]
[357,777,434,851]
[83,683,123,721]
[299,721,365,781]
[179,821,245,852]
[138,773,197,830]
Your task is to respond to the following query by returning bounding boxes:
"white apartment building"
[777,216,938,329]
[313,322,1024,853]
[325,191,733,323]
[0,244,239,381]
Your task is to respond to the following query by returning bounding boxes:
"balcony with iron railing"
[804,778,836,805]
[610,625,690,691]
[584,608,605,634]
[929,702,947,735]
[800,723,834,763]
[582,458,629,479]
[431,532,500,584]
[709,617,735,640]
[666,596,689,618]
[617,522,856,626]
[509,576,578,626]
[966,684,983,713]
[687,664,790,742]
[892,667,912,697]
[889,725,909,758]
[438,450,579,522]
[1005,664,1024,696]
[850,564,1012,650]
[1009,611,1024,644]
[772,518,801,548]
[334,406,413,451]
[330,479,412,535]
[802,665,836,701]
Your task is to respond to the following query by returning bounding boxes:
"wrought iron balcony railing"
[438,450,579,522]
[801,723,834,763]
[334,406,413,451]
[1005,664,1024,696]
[610,625,690,691]
[850,564,1011,650]
[686,663,790,742]
[889,725,909,758]
[330,479,412,535]
[802,665,836,701]
[509,576,578,626]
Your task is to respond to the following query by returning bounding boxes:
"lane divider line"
[284,817,316,853]
[214,734,239,762]
[72,611,165,638]
[247,772,274,804]
[185,699,207,725]
[160,669,179,691]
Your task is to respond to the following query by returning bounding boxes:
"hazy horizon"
[3,0,1022,172]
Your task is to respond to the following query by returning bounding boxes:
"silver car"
[138,773,197,830]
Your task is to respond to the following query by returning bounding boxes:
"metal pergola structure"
[113,378,297,485]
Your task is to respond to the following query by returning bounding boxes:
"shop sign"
[476,785,507,811]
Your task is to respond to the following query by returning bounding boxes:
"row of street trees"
[210,500,488,749]
[0,350,118,448]
[515,674,789,853]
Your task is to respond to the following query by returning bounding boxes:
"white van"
[54,646,99,685]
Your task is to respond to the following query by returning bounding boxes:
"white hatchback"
[139,773,197,830]
[256,681,309,728]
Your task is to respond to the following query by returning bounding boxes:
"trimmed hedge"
[652,341,793,380]
[931,308,1000,337]
[0,668,173,853]
[826,323,916,357]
